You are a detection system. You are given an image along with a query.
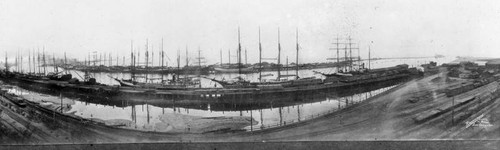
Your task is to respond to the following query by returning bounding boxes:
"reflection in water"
[5,81,398,131]
[70,85,395,131]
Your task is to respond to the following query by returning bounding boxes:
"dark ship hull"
[0,64,420,103]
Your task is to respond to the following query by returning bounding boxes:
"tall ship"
[213,64,254,73]
[213,42,256,74]
[110,40,202,89]
[0,29,421,102]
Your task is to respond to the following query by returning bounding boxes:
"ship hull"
[0,71,414,101]
[213,67,255,73]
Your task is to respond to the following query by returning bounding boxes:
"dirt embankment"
[93,113,258,133]
[22,93,74,113]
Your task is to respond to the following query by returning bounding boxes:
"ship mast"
[296,28,299,79]
[64,52,68,74]
[14,51,17,72]
[151,45,154,69]
[30,48,36,74]
[32,49,35,73]
[198,46,202,88]
[18,51,20,73]
[87,52,89,67]
[15,51,18,73]
[177,48,180,73]
[358,41,361,70]
[238,27,242,75]
[28,50,31,74]
[99,53,102,66]
[277,28,281,80]
[158,43,161,67]
[102,53,104,67]
[130,40,135,82]
[185,45,189,68]
[37,48,40,74]
[184,45,189,85]
[344,44,347,72]
[137,48,140,72]
[259,27,262,81]
[161,38,164,70]
[145,39,149,83]
[4,52,7,71]
[93,52,96,67]
[336,36,340,72]
[109,52,112,67]
[286,56,288,75]
[348,36,352,72]
[52,53,58,73]
[103,53,105,66]
[198,46,201,68]
[21,52,23,73]
[20,52,23,72]
[368,46,371,70]
[43,47,46,75]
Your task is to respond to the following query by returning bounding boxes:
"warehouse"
[485,60,500,70]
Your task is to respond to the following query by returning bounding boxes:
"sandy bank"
[102,113,258,133]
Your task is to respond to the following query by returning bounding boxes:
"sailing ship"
[4,49,74,82]
[314,37,413,84]
[110,39,201,89]
[209,28,321,89]
[0,29,420,102]
[213,64,254,73]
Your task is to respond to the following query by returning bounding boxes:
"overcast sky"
[1,0,500,65]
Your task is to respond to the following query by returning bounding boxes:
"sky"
[1,0,500,66]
